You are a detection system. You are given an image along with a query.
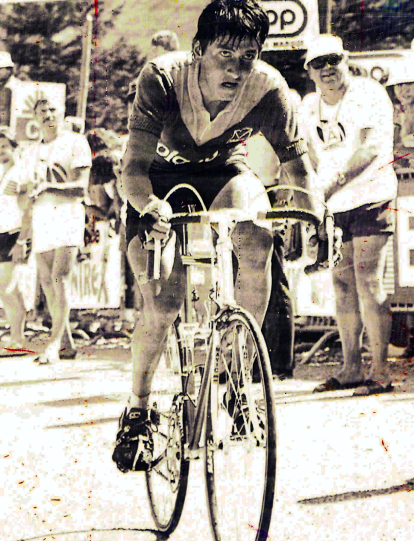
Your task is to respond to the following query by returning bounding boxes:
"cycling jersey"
[129,52,307,171]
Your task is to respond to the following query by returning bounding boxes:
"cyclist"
[113,0,323,473]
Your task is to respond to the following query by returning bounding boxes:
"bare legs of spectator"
[0,262,26,347]
[333,235,392,386]
[35,247,77,364]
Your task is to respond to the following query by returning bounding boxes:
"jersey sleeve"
[259,81,308,163]
[128,62,171,138]
[71,133,92,169]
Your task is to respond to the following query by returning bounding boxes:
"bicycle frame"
[177,215,241,459]
[158,183,328,459]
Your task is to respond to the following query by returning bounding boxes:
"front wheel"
[205,309,277,541]
[145,322,190,534]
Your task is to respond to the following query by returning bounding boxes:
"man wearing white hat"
[299,34,398,395]
[388,64,414,168]
[0,51,18,128]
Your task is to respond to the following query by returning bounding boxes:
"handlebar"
[170,207,321,228]
[143,183,334,281]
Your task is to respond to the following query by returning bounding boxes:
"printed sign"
[70,222,122,309]
[286,265,336,317]
[10,81,66,145]
[260,0,319,50]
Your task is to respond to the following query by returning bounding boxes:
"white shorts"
[32,199,85,254]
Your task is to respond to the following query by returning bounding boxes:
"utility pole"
[318,0,333,34]
[326,0,332,33]
[76,11,93,123]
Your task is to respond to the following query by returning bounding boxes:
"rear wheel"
[145,322,190,534]
[205,309,277,541]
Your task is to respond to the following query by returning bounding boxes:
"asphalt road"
[2,349,414,541]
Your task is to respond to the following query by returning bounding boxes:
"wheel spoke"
[145,323,190,535]
[205,310,276,541]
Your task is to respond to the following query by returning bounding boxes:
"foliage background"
[328,0,414,51]
[0,0,413,133]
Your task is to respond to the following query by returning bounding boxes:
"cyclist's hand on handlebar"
[305,213,343,273]
[137,196,173,248]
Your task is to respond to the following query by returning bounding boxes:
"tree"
[0,1,146,132]
[87,37,146,133]
[330,0,414,51]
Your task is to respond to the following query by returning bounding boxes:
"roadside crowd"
[0,11,414,403]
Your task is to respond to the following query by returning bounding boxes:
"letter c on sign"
[26,120,40,140]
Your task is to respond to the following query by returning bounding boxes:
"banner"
[286,265,336,317]
[260,0,319,50]
[70,222,122,309]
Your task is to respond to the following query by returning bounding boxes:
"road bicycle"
[144,184,330,541]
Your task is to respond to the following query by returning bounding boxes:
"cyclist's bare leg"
[211,173,272,390]
[127,231,186,409]
[210,172,273,326]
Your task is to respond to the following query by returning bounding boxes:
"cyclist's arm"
[121,129,158,213]
[260,84,322,217]
[280,152,320,215]
[122,61,169,213]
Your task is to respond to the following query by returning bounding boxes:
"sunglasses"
[308,54,343,70]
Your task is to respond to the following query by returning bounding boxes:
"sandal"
[353,380,394,397]
[313,377,365,393]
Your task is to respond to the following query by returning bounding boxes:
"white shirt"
[299,76,398,213]
[13,130,92,206]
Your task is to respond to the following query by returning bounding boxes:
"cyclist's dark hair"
[193,0,269,53]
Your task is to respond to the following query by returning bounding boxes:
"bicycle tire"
[145,321,190,534]
[205,308,277,541]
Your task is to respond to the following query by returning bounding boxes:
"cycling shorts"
[334,200,395,243]
[126,161,251,247]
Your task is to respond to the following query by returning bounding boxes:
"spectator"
[389,65,414,169]
[12,98,92,364]
[0,131,30,352]
[0,51,19,129]
[150,30,180,60]
[387,66,414,357]
[299,34,398,395]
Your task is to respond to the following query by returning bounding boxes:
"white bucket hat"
[304,34,345,69]
[0,51,14,69]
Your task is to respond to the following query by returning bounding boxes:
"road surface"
[2,348,414,541]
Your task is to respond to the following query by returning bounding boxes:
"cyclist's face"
[197,36,260,103]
